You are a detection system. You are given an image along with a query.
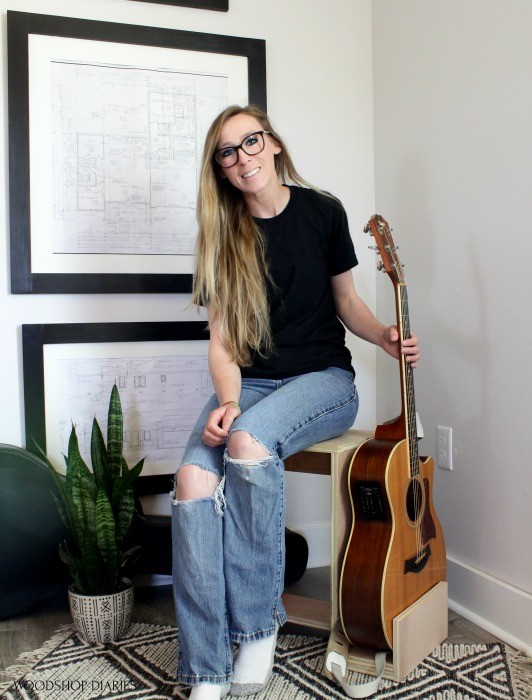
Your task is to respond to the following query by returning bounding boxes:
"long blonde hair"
[193,105,311,366]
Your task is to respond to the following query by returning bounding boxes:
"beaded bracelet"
[220,400,240,411]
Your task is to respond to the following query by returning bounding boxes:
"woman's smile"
[241,166,261,179]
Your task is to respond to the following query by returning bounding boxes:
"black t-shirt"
[241,186,358,379]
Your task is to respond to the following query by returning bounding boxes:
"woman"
[171,104,419,700]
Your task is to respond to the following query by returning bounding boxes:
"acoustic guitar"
[339,214,446,651]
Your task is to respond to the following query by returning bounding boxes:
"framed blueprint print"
[128,1,229,10]
[22,321,210,481]
[8,11,266,293]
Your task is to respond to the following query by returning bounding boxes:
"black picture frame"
[22,321,209,491]
[8,11,266,294]
[129,0,229,10]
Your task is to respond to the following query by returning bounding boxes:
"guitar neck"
[397,282,420,477]
[368,212,420,472]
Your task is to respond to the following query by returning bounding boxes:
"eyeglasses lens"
[215,132,265,167]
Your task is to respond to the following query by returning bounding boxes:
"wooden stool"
[281,429,371,630]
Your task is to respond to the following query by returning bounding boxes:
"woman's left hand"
[382,327,420,368]
[203,403,241,447]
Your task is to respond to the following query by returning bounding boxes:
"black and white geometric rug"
[1,623,530,699]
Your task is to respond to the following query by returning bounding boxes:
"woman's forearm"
[208,312,242,406]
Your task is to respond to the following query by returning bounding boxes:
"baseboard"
[447,555,532,655]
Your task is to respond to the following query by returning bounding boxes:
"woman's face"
[215,113,281,199]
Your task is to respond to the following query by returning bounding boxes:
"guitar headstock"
[364,214,405,285]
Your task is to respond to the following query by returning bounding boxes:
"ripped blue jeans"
[170,366,359,685]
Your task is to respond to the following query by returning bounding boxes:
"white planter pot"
[68,579,134,644]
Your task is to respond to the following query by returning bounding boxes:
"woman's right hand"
[203,403,241,447]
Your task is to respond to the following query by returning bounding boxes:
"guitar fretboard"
[399,284,420,478]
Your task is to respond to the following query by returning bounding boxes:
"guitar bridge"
[356,481,387,521]
[404,544,431,574]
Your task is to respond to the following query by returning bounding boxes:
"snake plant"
[40,384,145,595]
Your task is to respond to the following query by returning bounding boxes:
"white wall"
[0,1,375,563]
[372,0,532,651]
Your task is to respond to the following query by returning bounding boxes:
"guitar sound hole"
[405,478,423,523]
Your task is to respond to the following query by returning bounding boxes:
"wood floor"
[0,567,504,676]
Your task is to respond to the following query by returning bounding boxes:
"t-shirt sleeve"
[327,201,359,276]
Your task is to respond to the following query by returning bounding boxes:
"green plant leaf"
[59,540,85,594]
[119,545,142,571]
[115,487,135,545]
[90,417,111,496]
[107,384,123,479]
[70,466,99,586]
[33,438,100,591]
[95,487,118,588]
[126,456,146,481]
[112,456,145,508]
[66,426,97,501]
[32,440,77,536]
[50,490,71,534]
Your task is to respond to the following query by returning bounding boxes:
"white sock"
[232,630,277,685]
[189,682,230,700]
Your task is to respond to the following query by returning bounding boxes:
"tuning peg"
[363,224,371,234]
[376,261,386,272]
[368,245,379,251]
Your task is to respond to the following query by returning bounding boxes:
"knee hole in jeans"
[175,464,220,501]
[227,430,270,462]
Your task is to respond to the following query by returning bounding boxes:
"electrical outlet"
[437,426,453,470]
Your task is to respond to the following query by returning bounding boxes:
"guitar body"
[340,437,446,650]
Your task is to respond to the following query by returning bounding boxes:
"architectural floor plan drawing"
[51,60,228,256]
[54,353,213,475]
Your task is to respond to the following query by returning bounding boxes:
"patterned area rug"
[0,623,529,699]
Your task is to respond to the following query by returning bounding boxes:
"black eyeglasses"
[214,131,270,168]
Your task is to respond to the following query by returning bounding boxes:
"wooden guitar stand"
[278,430,448,695]
[326,581,448,692]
